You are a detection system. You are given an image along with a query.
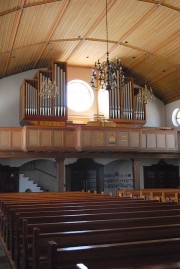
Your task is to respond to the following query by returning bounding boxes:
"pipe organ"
[25,79,38,116]
[54,62,66,117]
[39,70,53,116]
[19,59,145,127]
[19,61,67,126]
[109,76,146,126]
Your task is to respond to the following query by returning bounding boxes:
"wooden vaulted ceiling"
[0,0,179,104]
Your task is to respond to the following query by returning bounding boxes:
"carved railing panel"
[0,127,178,153]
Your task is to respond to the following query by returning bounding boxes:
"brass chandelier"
[90,0,123,91]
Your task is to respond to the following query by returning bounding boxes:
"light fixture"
[137,53,155,103]
[137,83,155,104]
[39,78,59,99]
[90,0,123,91]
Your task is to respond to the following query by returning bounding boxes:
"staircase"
[19,174,44,192]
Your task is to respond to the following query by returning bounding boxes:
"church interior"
[0,0,180,268]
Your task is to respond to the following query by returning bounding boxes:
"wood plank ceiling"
[0,0,179,104]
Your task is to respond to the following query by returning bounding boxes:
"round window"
[67,80,94,112]
[172,108,180,127]
[177,110,180,125]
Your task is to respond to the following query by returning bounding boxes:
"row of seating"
[117,188,180,204]
[0,191,180,269]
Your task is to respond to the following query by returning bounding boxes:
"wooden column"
[96,166,104,193]
[56,158,65,192]
[132,159,140,190]
[65,165,71,192]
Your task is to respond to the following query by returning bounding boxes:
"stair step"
[19,174,44,192]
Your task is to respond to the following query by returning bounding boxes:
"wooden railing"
[0,126,179,153]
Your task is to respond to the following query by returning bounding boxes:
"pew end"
[48,241,58,269]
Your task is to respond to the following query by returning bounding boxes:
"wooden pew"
[2,197,143,240]
[5,199,164,250]
[117,188,180,204]
[32,223,180,269]
[47,238,180,269]
[0,192,179,269]
[0,192,124,222]
[20,213,180,269]
[15,206,180,261]
[1,196,146,229]
[77,260,180,269]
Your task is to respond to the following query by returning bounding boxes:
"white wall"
[33,159,57,191]
[165,100,180,130]
[145,98,166,127]
[0,69,39,127]
[103,160,133,195]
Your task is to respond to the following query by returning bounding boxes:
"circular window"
[172,108,180,127]
[67,80,94,112]
[177,110,180,125]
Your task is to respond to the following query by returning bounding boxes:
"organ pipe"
[109,76,145,122]
[19,61,67,126]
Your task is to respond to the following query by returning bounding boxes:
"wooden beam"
[164,95,180,105]
[0,0,63,17]
[0,150,179,159]
[65,0,117,62]
[32,0,71,69]
[152,30,180,54]
[151,68,176,84]
[3,0,27,77]
[137,0,180,12]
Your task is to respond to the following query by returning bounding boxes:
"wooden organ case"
[19,61,67,126]
[109,74,146,127]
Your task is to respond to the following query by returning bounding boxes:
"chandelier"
[90,0,123,91]
[137,83,155,103]
[39,78,59,99]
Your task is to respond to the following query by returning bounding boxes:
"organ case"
[19,61,67,126]
[109,75,146,126]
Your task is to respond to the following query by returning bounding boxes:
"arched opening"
[19,159,57,192]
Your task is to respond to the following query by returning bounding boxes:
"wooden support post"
[56,158,65,192]
[132,159,140,190]
[96,166,104,194]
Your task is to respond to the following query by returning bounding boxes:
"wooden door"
[144,161,179,189]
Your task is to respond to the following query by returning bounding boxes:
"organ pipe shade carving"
[40,79,58,99]
[137,84,156,104]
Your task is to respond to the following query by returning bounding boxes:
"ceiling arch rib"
[0,0,179,103]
